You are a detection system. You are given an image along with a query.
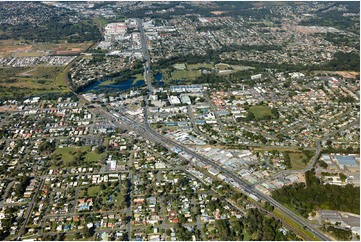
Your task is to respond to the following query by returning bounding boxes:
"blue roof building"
[335,155,358,169]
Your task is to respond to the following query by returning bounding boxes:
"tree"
[95,145,106,154]
[339,173,347,183]
[245,111,255,121]
[283,152,291,169]
[83,225,91,238]
[39,140,56,154]
[272,171,360,217]
[74,232,81,239]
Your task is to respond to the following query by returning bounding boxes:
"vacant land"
[53,146,91,164]
[15,51,45,57]
[0,41,85,99]
[215,63,231,70]
[26,66,62,79]
[54,62,74,91]
[0,40,92,57]
[93,17,109,30]
[32,42,92,55]
[98,73,144,86]
[132,73,144,84]
[229,64,254,71]
[187,63,214,70]
[0,39,31,56]
[0,67,29,80]
[171,70,201,80]
[84,150,106,163]
[0,66,68,91]
[249,105,273,119]
[289,152,308,170]
[87,186,101,197]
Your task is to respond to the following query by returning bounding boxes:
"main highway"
[138,19,153,92]
[87,19,332,241]
[120,108,331,241]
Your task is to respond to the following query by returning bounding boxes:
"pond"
[80,77,145,93]
[154,72,164,86]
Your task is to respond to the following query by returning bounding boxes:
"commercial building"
[334,155,359,170]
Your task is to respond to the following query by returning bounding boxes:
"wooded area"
[272,170,360,218]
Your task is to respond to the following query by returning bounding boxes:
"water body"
[154,72,164,86]
[81,77,145,93]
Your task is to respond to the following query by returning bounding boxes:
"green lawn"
[171,70,201,80]
[54,56,79,92]
[242,231,251,241]
[53,146,91,163]
[167,173,175,180]
[215,63,231,70]
[116,192,125,206]
[229,64,254,71]
[78,189,86,197]
[0,67,31,81]
[132,73,144,84]
[273,208,320,241]
[0,65,70,92]
[93,17,108,30]
[249,105,273,119]
[88,186,101,197]
[289,152,308,170]
[99,73,144,86]
[84,151,106,162]
[254,147,301,152]
[187,63,214,70]
[27,66,63,79]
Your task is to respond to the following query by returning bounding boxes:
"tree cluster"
[272,170,360,218]
[325,225,352,241]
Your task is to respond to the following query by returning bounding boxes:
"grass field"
[289,152,308,170]
[242,232,251,241]
[84,151,106,162]
[0,67,29,80]
[0,39,85,99]
[273,208,320,241]
[132,73,144,84]
[98,79,114,86]
[215,63,231,70]
[15,51,45,57]
[88,186,101,197]
[54,57,78,91]
[249,105,273,119]
[0,40,92,57]
[26,66,63,79]
[93,17,126,31]
[93,17,108,30]
[65,234,90,241]
[0,39,30,57]
[98,73,144,86]
[0,66,68,91]
[171,70,201,80]
[187,63,214,70]
[116,192,125,206]
[165,63,254,82]
[32,42,93,54]
[78,190,86,197]
[0,81,43,89]
[53,146,90,163]
[253,147,301,152]
[229,64,254,71]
